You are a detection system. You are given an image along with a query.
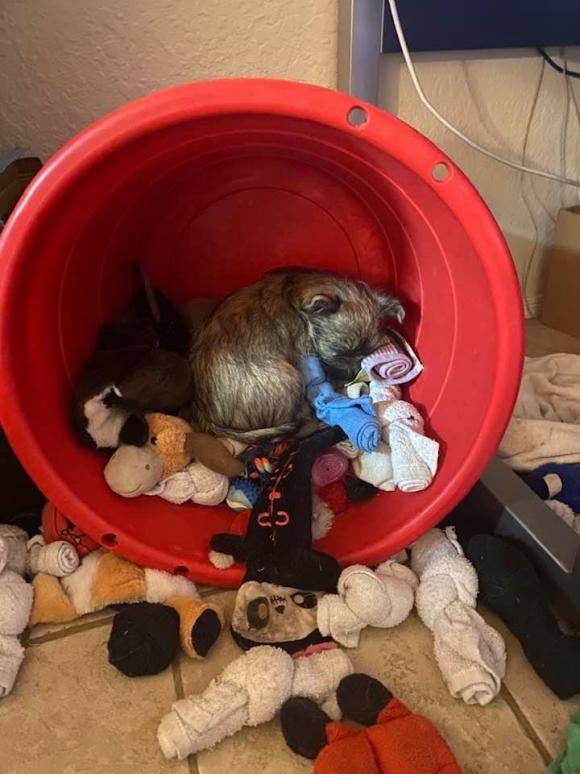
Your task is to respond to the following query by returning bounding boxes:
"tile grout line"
[171,657,200,774]
[27,616,114,646]
[500,684,552,766]
[171,657,185,700]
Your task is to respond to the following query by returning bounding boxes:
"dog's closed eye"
[301,294,341,316]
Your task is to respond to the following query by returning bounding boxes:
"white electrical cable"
[520,61,545,316]
[560,52,570,208]
[387,0,580,189]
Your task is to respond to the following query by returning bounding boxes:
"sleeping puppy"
[191,268,403,442]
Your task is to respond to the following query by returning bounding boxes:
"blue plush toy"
[522,462,580,513]
[299,355,380,453]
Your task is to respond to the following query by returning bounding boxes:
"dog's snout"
[325,361,359,382]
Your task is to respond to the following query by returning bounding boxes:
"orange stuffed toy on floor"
[281,673,461,774]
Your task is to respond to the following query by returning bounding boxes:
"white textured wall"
[0,0,337,159]
[2,2,577,310]
[380,52,580,312]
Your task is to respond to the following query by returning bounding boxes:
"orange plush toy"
[281,673,461,774]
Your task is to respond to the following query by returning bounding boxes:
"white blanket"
[499,354,580,471]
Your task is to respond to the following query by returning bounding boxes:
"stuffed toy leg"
[158,645,353,760]
[317,562,418,648]
[411,528,506,706]
[30,550,222,663]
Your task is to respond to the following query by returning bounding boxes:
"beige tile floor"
[1,318,579,774]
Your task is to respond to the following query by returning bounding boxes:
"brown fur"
[191,269,403,442]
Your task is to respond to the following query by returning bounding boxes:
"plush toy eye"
[247,596,270,629]
[145,464,151,471]
[291,592,317,609]
[150,436,157,445]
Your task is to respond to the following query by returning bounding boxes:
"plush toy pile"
[0,521,227,693]
[46,269,531,770]
[70,268,440,555]
[11,506,579,771]
[157,526,508,766]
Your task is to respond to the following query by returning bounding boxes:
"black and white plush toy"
[71,271,193,451]
[231,560,417,655]
[231,580,327,653]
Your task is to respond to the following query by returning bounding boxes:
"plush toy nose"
[274,604,285,614]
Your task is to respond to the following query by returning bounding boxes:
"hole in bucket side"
[174,565,189,576]
[347,106,368,127]
[432,162,450,182]
[101,533,118,547]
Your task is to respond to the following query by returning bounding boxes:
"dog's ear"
[301,294,341,316]
[377,292,405,324]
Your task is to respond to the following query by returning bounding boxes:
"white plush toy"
[352,383,439,493]
[0,525,80,698]
[158,645,353,760]
[145,461,229,506]
[411,527,506,706]
[0,534,32,698]
[317,561,418,648]
[382,399,439,492]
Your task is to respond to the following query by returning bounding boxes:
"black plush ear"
[301,293,340,316]
[378,292,405,323]
[210,533,247,561]
[119,414,149,447]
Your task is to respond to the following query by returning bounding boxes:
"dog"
[191,268,403,442]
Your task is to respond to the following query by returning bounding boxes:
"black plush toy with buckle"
[210,425,345,592]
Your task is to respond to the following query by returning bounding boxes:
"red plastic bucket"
[0,79,523,586]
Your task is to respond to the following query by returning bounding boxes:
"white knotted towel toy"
[352,383,439,493]
[26,534,80,577]
[381,400,439,493]
[157,645,353,760]
[411,527,506,706]
[317,562,418,648]
[145,461,229,506]
[0,531,33,698]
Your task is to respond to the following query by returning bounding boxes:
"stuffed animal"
[71,276,194,451]
[104,413,244,499]
[0,524,79,697]
[0,532,33,697]
[352,383,439,493]
[158,644,353,761]
[521,462,580,513]
[411,528,506,706]
[281,673,461,773]
[230,560,417,654]
[145,462,229,507]
[316,562,418,648]
[30,549,223,675]
[209,426,346,591]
